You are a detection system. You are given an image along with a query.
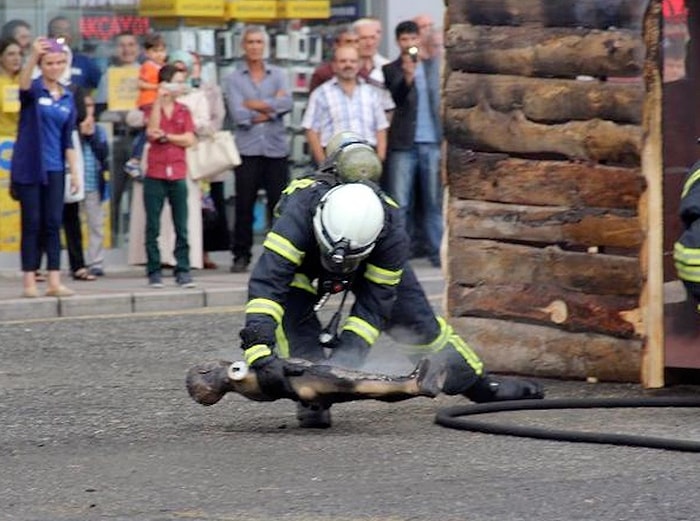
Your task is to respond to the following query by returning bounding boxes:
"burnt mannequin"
[186,358,445,408]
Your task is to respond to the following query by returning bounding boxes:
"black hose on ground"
[435,397,700,452]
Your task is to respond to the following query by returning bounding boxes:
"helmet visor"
[319,242,374,274]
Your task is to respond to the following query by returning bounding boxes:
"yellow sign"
[277,0,330,19]
[2,85,19,113]
[0,135,20,252]
[227,0,278,20]
[139,0,226,18]
[107,67,139,112]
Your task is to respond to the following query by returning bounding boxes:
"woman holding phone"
[10,37,79,298]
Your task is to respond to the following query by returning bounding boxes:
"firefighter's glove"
[239,327,305,400]
[251,354,304,401]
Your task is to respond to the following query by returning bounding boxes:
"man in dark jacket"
[237,134,544,429]
[382,20,443,267]
[674,160,700,310]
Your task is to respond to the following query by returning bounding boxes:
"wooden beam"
[446,151,645,209]
[445,24,644,78]
[445,106,642,164]
[448,239,642,296]
[640,0,664,388]
[448,283,640,338]
[448,199,643,249]
[447,0,646,30]
[451,316,643,382]
[444,72,644,124]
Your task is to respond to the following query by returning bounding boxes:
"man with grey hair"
[224,26,293,273]
[352,17,394,113]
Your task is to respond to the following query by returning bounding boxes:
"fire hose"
[435,396,700,452]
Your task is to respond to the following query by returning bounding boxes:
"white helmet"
[323,131,382,183]
[313,183,386,274]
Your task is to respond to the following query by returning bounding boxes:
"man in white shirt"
[352,17,394,114]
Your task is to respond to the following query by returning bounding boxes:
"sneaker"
[296,403,332,429]
[175,271,196,289]
[148,271,164,288]
[124,159,143,180]
[230,257,249,273]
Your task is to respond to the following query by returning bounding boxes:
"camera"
[407,46,419,62]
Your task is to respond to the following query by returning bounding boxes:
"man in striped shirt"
[302,45,388,167]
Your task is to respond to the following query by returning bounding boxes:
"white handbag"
[64,130,85,203]
[187,131,241,181]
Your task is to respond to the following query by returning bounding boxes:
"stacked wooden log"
[443,0,653,382]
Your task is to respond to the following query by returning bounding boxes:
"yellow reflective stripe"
[263,232,305,266]
[675,263,700,283]
[681,169,700,199]
[403,317,451,356]
[282,177,315,195]
[244,344,272,365]
[342,316,380,345]
[674,242,700,265]
[275,324,290,359]
[382,194,399,208]
[364,264,403,286]
[245,298,284,323]
[425,317,452,352]
[451,332,484,376]
[290,273,316,294]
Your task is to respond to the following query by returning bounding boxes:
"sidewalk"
[0,250,444,322]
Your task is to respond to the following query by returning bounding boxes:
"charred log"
[448,239,642,296]
[444,72,644,124]
[448,199,643,249]
[450,316,643,382]
[448,283,640,338]
[447,0,646,30]
[446,151,645,209]
[445,24,644,78]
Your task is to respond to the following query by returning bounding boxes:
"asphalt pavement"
[1,249,700,520]
[2,309,700,521]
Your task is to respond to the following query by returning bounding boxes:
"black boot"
[464,375,545,403]
[297,403,332,428]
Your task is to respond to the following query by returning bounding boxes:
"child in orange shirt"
[124,33,167,178]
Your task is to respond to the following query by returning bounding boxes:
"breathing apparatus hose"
[435,396,700,452]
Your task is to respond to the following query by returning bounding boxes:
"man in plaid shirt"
[302,45,388,167]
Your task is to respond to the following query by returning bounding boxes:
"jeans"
[384,144,443,262]
[143,177,189,275]
[130,130,146,159]
[15,172,65,272]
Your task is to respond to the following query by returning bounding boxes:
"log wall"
[444,0,654,382]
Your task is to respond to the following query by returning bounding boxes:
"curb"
[0,286,249,321]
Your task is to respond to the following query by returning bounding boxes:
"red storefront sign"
[79,15,151,41]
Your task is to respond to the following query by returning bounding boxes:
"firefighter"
[239,132,544,428]
[674,160,700,310]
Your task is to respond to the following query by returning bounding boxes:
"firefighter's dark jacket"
[674,161,700,287]
[241,180,409,363]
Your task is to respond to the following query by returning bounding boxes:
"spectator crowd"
[3,13,445,298]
